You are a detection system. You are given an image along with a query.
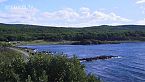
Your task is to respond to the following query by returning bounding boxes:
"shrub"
[0,42,12,47]
[0,54,100,82]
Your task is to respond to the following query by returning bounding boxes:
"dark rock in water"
[79,55,118,62]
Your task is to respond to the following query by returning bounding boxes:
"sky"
[0,0,145,27]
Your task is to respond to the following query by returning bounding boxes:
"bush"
[0,42,12,47]
[0,47,21,63]
[0,54,100,82]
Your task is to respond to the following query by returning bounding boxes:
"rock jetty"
[79,55,118,62]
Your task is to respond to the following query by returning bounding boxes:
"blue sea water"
[20,42,145,82]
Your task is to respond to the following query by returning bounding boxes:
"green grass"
[7,40,78,46]
[17,40,145,46]
[1,40,144,47]
[0,47,21,63]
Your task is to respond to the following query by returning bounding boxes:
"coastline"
[10,40,145,46]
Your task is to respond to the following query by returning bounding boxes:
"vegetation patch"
[1,23,145,42]
[71,39,120,45]
[0,52,100,82]
[0,47,21,63]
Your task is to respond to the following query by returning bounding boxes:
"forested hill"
[1,23,145,41]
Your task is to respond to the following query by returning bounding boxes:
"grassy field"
[1,40,144,47]
[5,40,78,46]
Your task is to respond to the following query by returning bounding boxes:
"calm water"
[20,42,145,82]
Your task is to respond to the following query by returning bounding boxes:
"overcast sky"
[0,0,145,27]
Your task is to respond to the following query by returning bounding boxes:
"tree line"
[1,23,145,41]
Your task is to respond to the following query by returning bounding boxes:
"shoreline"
[11,40,145,46]
[1,40,145,52]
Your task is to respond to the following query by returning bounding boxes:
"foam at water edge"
[114,56,122,59]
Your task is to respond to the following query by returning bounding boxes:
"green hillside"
[1,23,145,41]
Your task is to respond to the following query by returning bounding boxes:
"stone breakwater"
[79,55,119,62]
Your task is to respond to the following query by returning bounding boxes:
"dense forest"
[1,23,145,41]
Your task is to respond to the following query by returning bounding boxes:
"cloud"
[136,0,145,4]
[42,8,79,21]
[42,8,130,22]
[0,0,7,3]
[0,7,131,27]
[41,7,131,26]
[0,5,38,24]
